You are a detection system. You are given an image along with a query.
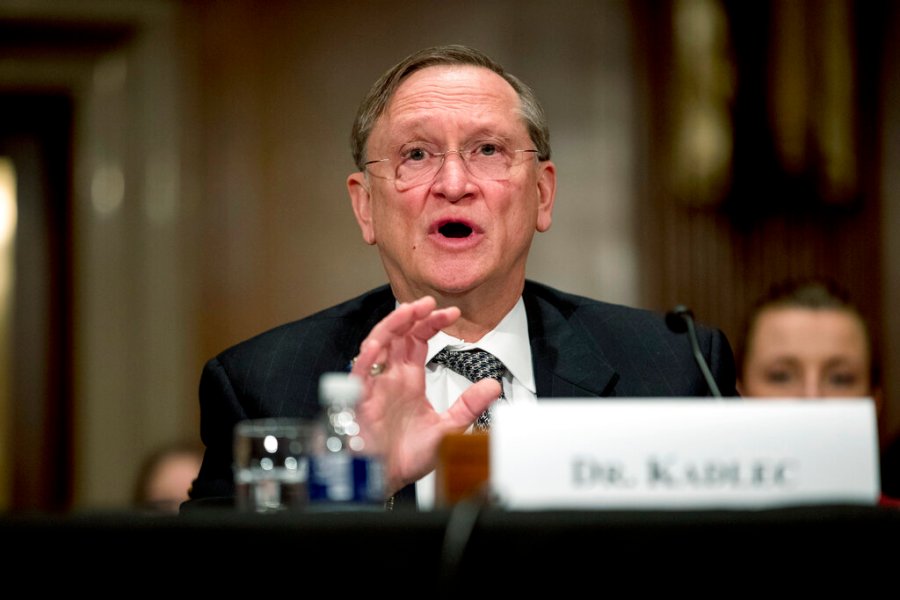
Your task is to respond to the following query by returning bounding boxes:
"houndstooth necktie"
[431,347,506,431]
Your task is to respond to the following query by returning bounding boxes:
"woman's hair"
[736,277,880,386]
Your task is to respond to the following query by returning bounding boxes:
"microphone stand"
[666,305,723,398]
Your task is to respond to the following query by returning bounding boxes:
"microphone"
[666,305,723,398]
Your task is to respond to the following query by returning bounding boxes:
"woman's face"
[739,307,871,398]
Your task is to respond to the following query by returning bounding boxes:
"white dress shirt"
[415,297,537,509]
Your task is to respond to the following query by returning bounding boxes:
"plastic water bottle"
[308,372,385,508]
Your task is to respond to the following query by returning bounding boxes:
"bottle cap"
[319,372,363,407]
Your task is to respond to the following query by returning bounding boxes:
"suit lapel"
[340,286,397,370]
[524,285,619,398]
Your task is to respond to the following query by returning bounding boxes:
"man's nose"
[432,150,472,198]
[436,150,469,176]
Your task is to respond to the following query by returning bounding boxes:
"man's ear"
[348,172,376,245]
[535,160,556,233]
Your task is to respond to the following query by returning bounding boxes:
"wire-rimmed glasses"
[364,140,540,190]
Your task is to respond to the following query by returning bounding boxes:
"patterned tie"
[431,347,506,431]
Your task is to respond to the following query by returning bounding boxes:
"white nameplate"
[490,399,880,509]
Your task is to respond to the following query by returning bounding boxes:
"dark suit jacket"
[187,280,737,510]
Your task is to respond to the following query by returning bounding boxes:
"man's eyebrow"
[386,124,517,144]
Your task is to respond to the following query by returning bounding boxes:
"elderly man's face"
[348,65,555,303]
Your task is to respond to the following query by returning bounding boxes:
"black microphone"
[666,305,722,398]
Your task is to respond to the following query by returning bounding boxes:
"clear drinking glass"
[233,418,314,513]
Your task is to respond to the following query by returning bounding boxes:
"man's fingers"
[351,338,384,379]
[357,297,460,366]
[443,378,501,430]
[363,296,437,348]
[408,306,460,341]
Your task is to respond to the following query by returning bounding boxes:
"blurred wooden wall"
[633,0,898,443]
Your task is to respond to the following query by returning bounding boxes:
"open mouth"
[438,221,473,238]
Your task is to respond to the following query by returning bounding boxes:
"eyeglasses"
[364,141,540,190]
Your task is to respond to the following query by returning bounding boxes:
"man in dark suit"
[188,44,737,510]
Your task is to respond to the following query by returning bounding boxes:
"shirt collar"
[425,297,535,393]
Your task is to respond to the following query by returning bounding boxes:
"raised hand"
[349,296,500,496]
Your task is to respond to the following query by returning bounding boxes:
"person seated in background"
[134,441,204,514]
[736,277,899,500]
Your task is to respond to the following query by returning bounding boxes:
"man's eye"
[404,148,429,161]
[478,143,499,157]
